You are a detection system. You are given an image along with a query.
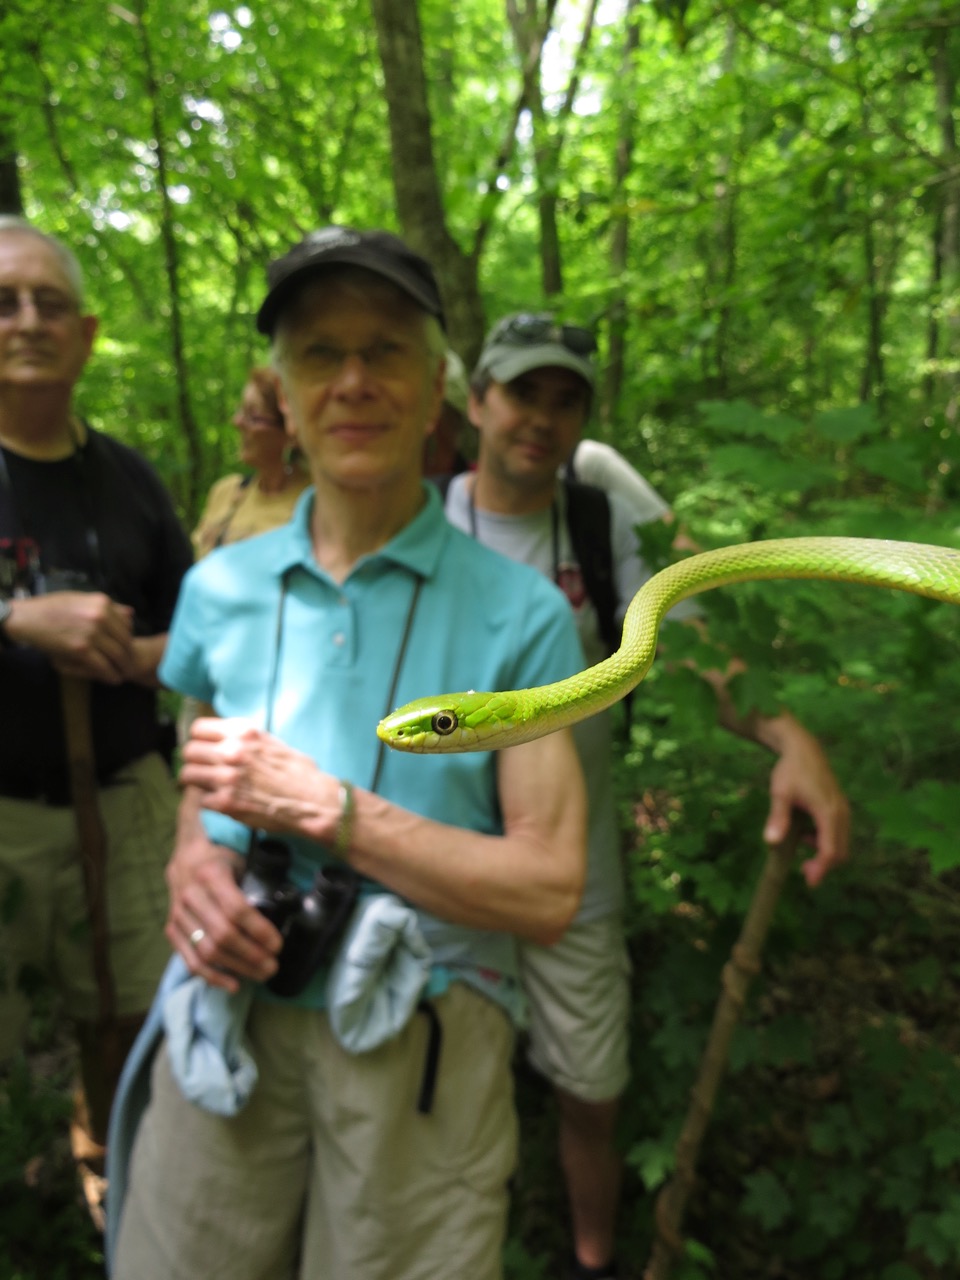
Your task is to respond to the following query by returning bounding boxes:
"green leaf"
[925,1126,960,1171]
[903,955,942,995]
[627,1136,675,1191]
[758,1014,815,1067]
[727,665,781,718]
[697,400,805,442]
[856,441,928,492]
[707,444,834,493]
[935,1193,960,1260]
[812,404,881,443]
[880,1266,921,1280]
[809,1104,869,1158]
[682,1238,716,1267]
[867,782,960,873]
[0,875,24,925]
[741,1169,792,1230]
[906,1212,951,1266]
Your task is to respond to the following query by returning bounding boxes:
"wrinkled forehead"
[276,265,427,334]
[0,232,79,299]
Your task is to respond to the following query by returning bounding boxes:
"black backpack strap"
[564,440,580,485]
[564,478,619,656]
[564,477,633,731]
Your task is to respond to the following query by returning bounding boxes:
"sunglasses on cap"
[487,313,597,356]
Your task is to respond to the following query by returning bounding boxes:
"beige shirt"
[192,470,312,557]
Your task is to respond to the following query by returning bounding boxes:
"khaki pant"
[520,913,631,1102]
[0,752,176,1136]
[115,984,517,1280]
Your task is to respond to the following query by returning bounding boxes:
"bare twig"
[643,819,803,1280]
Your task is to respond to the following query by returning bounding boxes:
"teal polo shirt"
[159,483,584,1018]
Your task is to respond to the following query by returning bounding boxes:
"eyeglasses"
[235,409,283,429]
[0,287,80,323]
[487,313,597,356]
[286,337,423,382]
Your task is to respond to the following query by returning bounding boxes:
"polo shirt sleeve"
[157,562,216,703]
[158,561,252,855]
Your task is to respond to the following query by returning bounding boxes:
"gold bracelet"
[334,780,355,857]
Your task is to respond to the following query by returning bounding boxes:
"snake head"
[377,690,524,754]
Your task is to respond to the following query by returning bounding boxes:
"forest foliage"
[2,1,959,1276]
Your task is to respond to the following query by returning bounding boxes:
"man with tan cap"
[448,311,850,1280]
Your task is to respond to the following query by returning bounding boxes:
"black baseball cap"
[256,226,446,335]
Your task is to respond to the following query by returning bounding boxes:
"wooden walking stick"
[60,674,117,1026]
[59,674,124,1144]
[643,818,803,1280]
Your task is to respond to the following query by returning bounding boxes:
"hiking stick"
[643,819,803,1280]
[60,673,117,1026]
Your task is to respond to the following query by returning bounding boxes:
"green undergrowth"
[5,402,960,1278]
[0,989,104,1280]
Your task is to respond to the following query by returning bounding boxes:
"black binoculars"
[240,835,358,998]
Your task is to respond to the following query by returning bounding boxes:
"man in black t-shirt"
[0,217,192,1187]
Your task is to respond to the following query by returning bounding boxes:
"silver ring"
[189,927,206,947]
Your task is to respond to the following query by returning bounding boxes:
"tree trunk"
[930,25,960,424]
[369,0,486,365]
[532,91,564,298]
[600,0,642,433]
[505,0,562,298]
[858,208,886,411]
[132,0,202,518]
[850,39,887,414]
[0,117,23,215]
[711,21,739,398]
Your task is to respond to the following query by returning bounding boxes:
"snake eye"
[431,711,458,736]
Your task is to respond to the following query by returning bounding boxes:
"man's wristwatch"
[0,597,12,647]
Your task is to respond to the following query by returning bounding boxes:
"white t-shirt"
[445,471,663,920]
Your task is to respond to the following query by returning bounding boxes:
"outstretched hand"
[762,718,850,887]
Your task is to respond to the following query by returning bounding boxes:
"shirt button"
[332,631,345,646]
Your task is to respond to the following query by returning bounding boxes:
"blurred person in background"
[0,216,192,1223]
[423,348,472,477]
[192,366,310,557]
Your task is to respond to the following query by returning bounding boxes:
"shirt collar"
[272,482,451,583]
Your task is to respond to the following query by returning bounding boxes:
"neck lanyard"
[264,566,424,795]
[466,478,562,587]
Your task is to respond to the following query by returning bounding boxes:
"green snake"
[377,537,960,753]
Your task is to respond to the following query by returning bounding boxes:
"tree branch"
[644,820,803,1280]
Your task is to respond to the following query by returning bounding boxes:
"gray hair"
[0,216,85,304]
